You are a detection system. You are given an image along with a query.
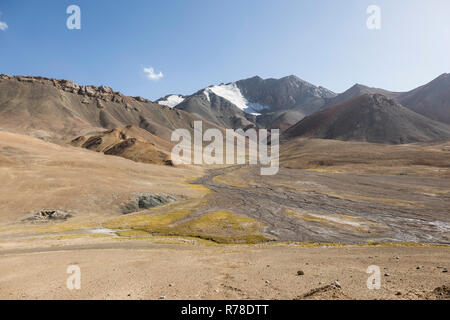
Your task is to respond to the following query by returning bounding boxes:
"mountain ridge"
[0,74,223,144]
[283,93,450,144]
[398,73,450,125]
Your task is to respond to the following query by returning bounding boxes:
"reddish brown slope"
[283,94,450,144]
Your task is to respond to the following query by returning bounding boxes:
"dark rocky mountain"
[320,74,450,126]
[160,75,335,130]
[235,75,336,115]
[323,84,401,110]
[255,110,305,131]
[398,73,450,125]
[283,94,450,144]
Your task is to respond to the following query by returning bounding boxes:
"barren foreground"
[0,241,449,300]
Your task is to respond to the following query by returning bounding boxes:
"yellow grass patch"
[362,241,450,248]
[212,175,246,188]
[126,210,271,244]
[187,184,212,194]
[104,210,191,230]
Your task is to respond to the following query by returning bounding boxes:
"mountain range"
[157,73,450,133]
[159,75,336,130]
[1,72,449,165]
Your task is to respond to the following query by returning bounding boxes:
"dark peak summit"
[248,75,263,81]
[234,74,336,113]
[347,83,387,95]
[349,83,369,90]
[281,75,304,82]
[323,83,400,110]
[429,72,450,84]
[236,75,264,85]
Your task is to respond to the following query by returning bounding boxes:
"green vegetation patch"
[130,210,271,244]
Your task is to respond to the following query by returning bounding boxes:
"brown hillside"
[71,126,174,165]
[283,94,450,144]
[0,74,222,144]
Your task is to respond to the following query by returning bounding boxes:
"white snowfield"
[204,83,269,114]
[157,95,185,108]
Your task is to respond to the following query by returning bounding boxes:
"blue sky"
[0,0,449,100]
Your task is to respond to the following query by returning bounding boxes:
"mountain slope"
[0,130,201,223]
[280,138,450,177]
[174,89,256,129]
[398,73,450,125]
[284,94,450,144]
[256,110,306,131]
[323,74,450,126]
[0,74,221,143]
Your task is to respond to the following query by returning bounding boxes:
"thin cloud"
[0,11,7,31]
[0,21,7,31]
[144,67,164,81]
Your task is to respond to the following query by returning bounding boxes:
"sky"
[0,0,449,100]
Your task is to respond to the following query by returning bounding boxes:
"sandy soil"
[281,138,450,178]
[0,240,448,300]
[0,131,204,224]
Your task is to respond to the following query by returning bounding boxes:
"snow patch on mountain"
[205,83,269,114]
[157,95,185,108]
[203,89,211,102]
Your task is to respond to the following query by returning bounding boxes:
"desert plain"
[0,130,448,300]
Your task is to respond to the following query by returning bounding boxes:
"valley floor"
[190,165,450,244]
[0,132,449,300]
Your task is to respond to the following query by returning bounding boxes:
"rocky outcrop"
[23,210,72,222]
[121,194,178,214]
[0,74,150,104]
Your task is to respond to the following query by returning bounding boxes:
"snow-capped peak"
[157,95,185,108]
[204,83,269,114]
